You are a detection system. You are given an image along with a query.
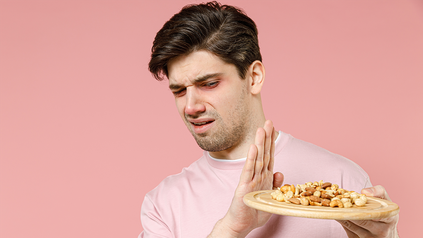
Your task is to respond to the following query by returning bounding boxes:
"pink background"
[1,0,422,237]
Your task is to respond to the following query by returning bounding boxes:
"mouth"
[188,119,215,134]
[191,121,213,126]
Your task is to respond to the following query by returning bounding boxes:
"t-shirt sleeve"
[139,195,173,238]
[363,176,373,189]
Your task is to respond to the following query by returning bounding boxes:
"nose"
[184,87,206,116]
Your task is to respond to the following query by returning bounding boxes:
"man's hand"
[208,120,282,238]
[337,185,399,238]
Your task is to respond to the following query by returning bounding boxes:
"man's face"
[167,50,252,152]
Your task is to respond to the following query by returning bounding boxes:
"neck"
[209,102,278,160]
[209,128,279,160]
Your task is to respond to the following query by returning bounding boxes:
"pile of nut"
[271,180,367,208]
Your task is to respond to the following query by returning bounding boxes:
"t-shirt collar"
[205,131,284,170]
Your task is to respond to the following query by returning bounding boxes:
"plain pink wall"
[1,0,422,237]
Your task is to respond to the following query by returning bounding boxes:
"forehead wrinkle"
[193,73,222,83]
[169,72,223,90]
[167,51,228,90]
[168,60,198,88]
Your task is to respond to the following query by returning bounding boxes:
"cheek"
[214,95,239,119]
[175,98,185,116]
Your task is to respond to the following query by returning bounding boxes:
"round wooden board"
[244,190,399,220]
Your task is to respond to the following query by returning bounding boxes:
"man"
[140,2,399,237]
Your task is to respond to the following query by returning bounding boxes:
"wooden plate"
[244,190,399,220]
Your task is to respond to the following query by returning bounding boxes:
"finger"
[344,227,360,238]
[240,144,257,183]
[262,120,273,171]
[362,185,391,201]
[343,228,360,238]
[370,214,398,224]
[272,172,284,189]
[337,221,360,238]
[268,127,276,172]
[337,220,371,237]
[338,219,391,237]
[254,128,265,176]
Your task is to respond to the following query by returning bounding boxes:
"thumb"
[361,185,391,201]
[273,172,284,189]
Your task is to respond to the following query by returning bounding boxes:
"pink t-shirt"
[139,131,372,237]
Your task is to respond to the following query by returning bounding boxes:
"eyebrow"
[169,73,222,91]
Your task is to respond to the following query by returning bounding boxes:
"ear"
[248,60,265,95]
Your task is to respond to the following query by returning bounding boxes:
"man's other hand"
[337,185,399,238]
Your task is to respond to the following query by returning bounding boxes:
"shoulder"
[275,132,371,191]
[140,156,208,233]
[278,132,364,170]
[146,156,206,200]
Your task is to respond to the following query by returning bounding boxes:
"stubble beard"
[191,110,248,152]
[185,87,250,152]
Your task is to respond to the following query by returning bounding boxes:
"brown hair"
[148,1,262,80]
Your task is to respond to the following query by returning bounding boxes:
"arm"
[139,195,173,238]
[207,120,284,238]
[337,185,399,238]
